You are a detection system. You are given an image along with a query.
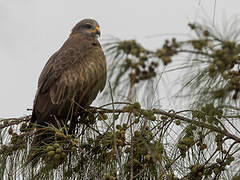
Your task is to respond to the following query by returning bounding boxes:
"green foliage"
[1,19,240,179]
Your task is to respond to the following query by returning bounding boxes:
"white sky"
[0,0,239,118]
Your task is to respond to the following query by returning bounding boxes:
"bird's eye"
[85,24,92,29]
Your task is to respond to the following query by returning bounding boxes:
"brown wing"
[33,48,77,115]
[80,46,106,105]
[37,48,75,94]
[32,34,106,124]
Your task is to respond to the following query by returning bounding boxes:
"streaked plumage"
[30,19,106,149]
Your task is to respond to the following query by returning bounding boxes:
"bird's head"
[71,19,101,38]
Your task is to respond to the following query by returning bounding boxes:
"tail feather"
[27,112,55,163]
[28,127,55,163]
[27,107,82,163]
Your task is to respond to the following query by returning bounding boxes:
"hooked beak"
[95,26,101,36]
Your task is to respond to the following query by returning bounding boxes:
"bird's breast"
[62,55,104,90]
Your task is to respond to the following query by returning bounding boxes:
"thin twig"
[108,82,124,179]
[213,0,217,26]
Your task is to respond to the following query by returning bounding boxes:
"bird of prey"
[30,19,106,147]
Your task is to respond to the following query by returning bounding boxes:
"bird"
[29,19,107,156]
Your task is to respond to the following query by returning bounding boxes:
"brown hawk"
[30,19,106,147]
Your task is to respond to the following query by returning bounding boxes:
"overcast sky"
[0,0,239,118]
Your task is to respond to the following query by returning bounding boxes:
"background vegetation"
[1,19,240,180]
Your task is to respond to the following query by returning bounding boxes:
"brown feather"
[29,19,106,161]
[32,32,106,124]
